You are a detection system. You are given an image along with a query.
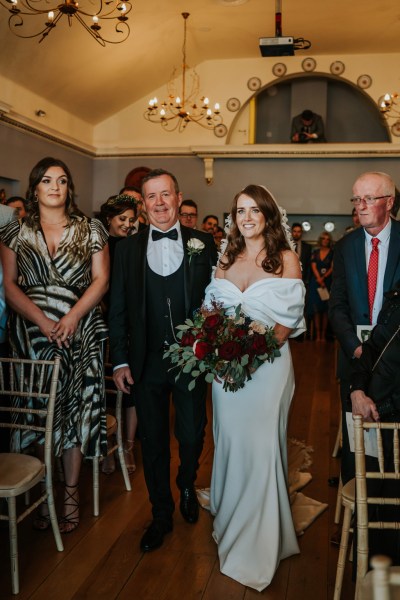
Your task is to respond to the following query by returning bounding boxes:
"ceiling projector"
[259,36,294,57]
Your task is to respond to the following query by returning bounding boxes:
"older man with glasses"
[178,199,198,229]
[329,171,400,491]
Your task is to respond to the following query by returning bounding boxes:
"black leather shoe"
[180,487,199,524]
[140,520,172,552]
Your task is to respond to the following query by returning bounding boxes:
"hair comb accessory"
[106,194,137,207]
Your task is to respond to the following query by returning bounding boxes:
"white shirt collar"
[364,218,392,245]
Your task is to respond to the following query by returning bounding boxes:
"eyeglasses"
[179,213,197,219]
[350,195,392,206]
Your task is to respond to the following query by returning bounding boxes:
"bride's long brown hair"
[220,184,291,275]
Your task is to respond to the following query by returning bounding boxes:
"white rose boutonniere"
[187,238,205,264]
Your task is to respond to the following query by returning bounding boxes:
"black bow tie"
[151,228,178,242]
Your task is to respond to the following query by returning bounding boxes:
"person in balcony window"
[291,109,326,143]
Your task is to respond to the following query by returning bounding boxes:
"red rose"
[194,341,213,360]
[250,333,268,355]
[235,328,247,339]
[181,332,195,347]
[205,330,217,343]
[203,314,222,331]
[218,340,242,361]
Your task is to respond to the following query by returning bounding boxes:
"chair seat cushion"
[0,454,44,492]
[342,478,355,503]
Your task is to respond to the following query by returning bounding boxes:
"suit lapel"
[181,226,194,314]
[136,229,149,323]
[353,229,368,304]
[384,221,400,292]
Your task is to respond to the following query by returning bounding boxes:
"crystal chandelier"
[144,12,223,133]
[378,93,400,134]
[0,0,132,46]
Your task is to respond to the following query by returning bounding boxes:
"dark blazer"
[108,225,217,381]
[299,240,312,284]
[290,113,326,142]
[329,219,400,378]
[350,286,400,416]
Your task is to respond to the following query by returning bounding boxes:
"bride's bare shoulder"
[215,264,226,279]
[281,249,302,279]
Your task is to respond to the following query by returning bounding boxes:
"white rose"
[249,321,266,335]
[188,238,205,251]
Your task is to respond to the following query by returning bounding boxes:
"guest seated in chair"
[350,281,400,566]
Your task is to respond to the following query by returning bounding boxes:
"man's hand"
[113,366,134,394]
[350,389,380,422]
[353,345,363,359]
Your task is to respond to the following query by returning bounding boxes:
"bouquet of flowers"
[163,299,281,393]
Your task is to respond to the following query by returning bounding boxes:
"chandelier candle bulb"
[2,0,132,44]
[144,12,224,133]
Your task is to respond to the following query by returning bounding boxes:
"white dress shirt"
[364,219,391,325]
[148,221,184,276]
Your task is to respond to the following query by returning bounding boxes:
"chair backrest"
[370,555,400,600]
[353,415,400,582]
[0,357,61,466]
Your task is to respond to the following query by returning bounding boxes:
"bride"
[204,184,306,591]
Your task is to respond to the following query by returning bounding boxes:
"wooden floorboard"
[0,340,357,599]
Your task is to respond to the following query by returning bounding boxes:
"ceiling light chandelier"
[144,12,223,133]
[378,92,400,136]
[0,0,132,46]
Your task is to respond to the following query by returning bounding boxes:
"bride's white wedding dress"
[204,276,306,591]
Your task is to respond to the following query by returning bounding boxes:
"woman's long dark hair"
[25,157,87,259]
[221,184,291,275]
[25,157,83,228]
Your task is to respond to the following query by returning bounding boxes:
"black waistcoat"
[146,260,186,350]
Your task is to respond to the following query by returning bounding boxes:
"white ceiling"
[0,0,399,125]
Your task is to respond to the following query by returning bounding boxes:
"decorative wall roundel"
[357,74,372,89]
[301,57,316,72]
[226,97,241,112]
[272,62,287,77]
[214,124,228,138]
[330,61,345,75]
[247,77,261,91]
[391,121,400,137]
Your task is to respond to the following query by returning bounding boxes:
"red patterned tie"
[367,237,380,323]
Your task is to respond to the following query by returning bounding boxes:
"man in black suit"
[329,171,400,485]
[109,169,217,552]
[291,222,312,285]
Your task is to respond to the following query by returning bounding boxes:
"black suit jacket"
[329,219,400,379]
[108,225,217,381]
[299,241,312,284]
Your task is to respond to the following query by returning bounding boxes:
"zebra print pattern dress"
[1,217,108,458]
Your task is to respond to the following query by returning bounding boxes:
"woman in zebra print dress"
[0,157,109,533]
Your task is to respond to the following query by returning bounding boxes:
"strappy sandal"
[123,439,136,474]
[59,484,79,534]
